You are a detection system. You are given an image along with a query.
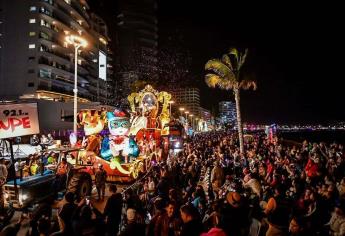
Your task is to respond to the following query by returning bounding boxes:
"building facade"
[170,87,200,117]
[0,0,114,105]
[219,101,236,126]
[199,107,214,131]
[115,0,158,89]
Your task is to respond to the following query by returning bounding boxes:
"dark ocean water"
[278,130,345,144]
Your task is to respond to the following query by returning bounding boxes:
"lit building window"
[29,18,36,24]
[30,6,37,12]
[39,68,52,78]
[29,44,36,49]
[29,32,36,36]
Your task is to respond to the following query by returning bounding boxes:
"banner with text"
[0,103,40,139]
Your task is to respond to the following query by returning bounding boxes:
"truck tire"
[67,172,92,199]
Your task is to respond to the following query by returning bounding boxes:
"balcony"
[38,57,88,84]
[39,42,89,76]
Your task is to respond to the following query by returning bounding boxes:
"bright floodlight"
[65,35,88,48]
[169,100,175,104]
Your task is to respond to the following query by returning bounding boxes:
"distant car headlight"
[21,194,28,201]
[19,192,29,205]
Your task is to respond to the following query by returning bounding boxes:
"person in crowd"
[72,199,105,236]
[40,135,49,150]
[95,164,107,201]
[154,200,181,236]
[57,192,77,235]
[120,208,146,236]
[0,157,8,212]
[211,161,224,196]
[327,200,345,236]
[104,184,122,236]
[55,158,71,193]
[0,213,26,236]
[179,204,203,236]
[30,134,40,146]
[264,185,291,236]
[47,133,55,146]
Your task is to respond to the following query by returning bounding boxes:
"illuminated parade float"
[75,84,182,182]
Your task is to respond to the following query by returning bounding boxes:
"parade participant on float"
[47,133,55,146]
[30,134,40,146]
[95,164,107,201]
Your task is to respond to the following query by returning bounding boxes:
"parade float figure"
[128,85,176,162]
[78,110,106,156]
[101,110,139,164]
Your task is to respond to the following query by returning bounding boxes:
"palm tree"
[205,48,256,154]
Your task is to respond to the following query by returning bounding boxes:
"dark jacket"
[154,212,181,236]
[180,219,203,236]
[104,193,122,221]
[120,222,146,236]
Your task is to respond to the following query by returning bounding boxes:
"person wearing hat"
[328,200,345,236]
[220,192,250,236]
[95,163,107,201]
[264,185,291,236]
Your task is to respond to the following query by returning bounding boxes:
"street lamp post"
[168,100,174,116]
[179,107,185,118]
[65,35,87,135]
[189,114,194,130]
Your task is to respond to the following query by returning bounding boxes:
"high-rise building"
[219,101,237,126]
[170,88,200,117]
[0,0,114,105]
[115,0,158,91]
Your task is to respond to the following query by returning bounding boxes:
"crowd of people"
[1,130,345,236]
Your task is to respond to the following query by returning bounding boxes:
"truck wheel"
[67,172,92,199]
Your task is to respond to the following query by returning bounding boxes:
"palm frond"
[239,49,248,68]
[221,54,233,70]
[205,74,221,88]
[239,80,257,90]
[205,59,235,80]
[219,80,235,90]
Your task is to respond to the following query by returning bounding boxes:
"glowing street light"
[65,35,87,135]
[189,114,194,129]
[184,111,189,120]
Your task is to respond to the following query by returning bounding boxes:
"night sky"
[89,0,345,124]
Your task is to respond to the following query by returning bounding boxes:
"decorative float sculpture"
[77,109,143,181]
[128,85,172,136]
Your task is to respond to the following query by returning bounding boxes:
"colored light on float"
[69,132,77,146]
